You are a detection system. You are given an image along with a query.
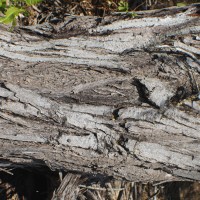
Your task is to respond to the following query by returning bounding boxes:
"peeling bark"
[0,4,200,182]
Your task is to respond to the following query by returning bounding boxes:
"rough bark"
[0,4,200,183]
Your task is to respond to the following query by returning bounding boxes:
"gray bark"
[0,4,200,182]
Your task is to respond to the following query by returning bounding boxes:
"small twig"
[58,170,63,181]
[128,182,134,200]
[79,184,125,191]
[153,186,157,200]
[148,186,160,200]
[96,190,103,200]
[134,1,146,11]
[0,167,13,175]
[31,5,42,13]
[152,180,173,186]
[134,182,137,200]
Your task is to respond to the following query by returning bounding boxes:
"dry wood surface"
[0,3,200,183]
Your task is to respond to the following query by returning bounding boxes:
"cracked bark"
[0,4,200,183]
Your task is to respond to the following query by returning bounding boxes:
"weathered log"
[0,4,200,183]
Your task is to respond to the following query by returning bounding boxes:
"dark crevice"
[0,108,61,128]
[170,86,188,105]
[132,78,160,109]
[20,27,54,39]
[120,48,135,55]
[117,134,129,152]
[91,29,113,37]
[119,121,128,132]
[112,107,121,120]
[51,95,79,104]
[0,82,11,92]
[132,78,149,97]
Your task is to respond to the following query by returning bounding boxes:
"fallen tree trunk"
[0,4,200,183]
